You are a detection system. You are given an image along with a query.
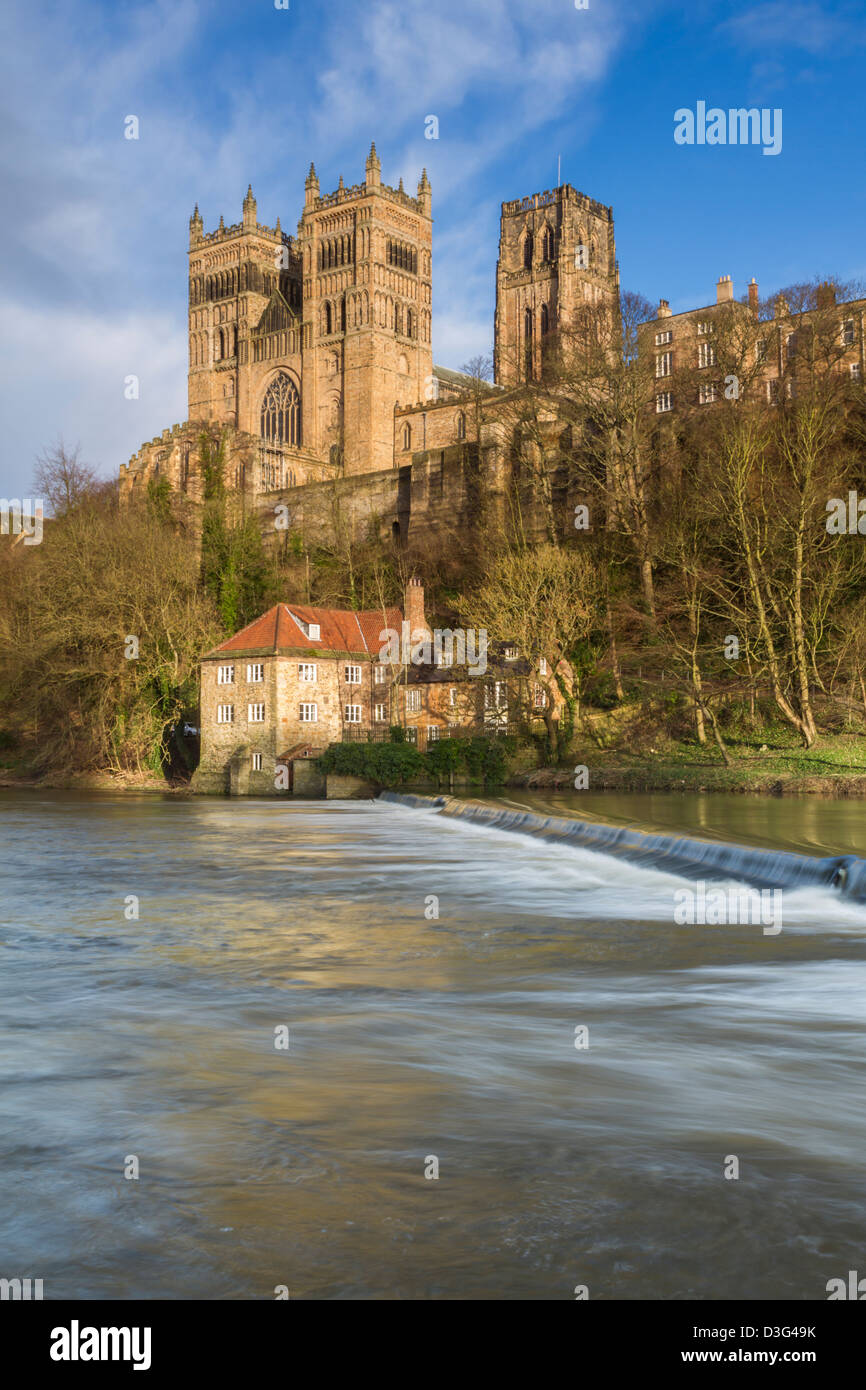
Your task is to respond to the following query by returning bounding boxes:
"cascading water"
[379,791,866,900]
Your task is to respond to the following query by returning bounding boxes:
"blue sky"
[1,0,864,500]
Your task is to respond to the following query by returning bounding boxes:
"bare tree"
[33,441,99,517]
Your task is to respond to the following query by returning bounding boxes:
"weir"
[379,792,866,901]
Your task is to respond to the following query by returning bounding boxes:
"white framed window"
[538,656,548,676]
[533,684,548,708]
[655,351,672,378]
[373,664,389,683]
[427,726,441,742]
[785,332,797,360]
[697,320,714,335]
[217,704,234,724]
[654,330,672,346]
[449,687,457,707]
[699,383,717,405]
[298,663,317,682]
[503,646,518,660]
[405,688,421,712]
[756,337,768,362]
[251,752,262,771]
[307,623,320,641]
[766,379,780,403]
[217,664,234,685]
[842,319,855,346]
[299,703,318,722]
[698,342,716,368]
[247,663,264,683]
[851,362,862,380]
[373,703,387,722]
[485,682,507,708]
[656,392,673,413]
[344,664,362,684]
[405,726,418,744]
[248,703,265,723]
[344,704,362,723]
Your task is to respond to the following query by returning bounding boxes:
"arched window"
[402,423,412,450]
[260,373,301,447]
[524,308,533,378]
[456,412,466,441]
[541,303,549,335]
[543,226,555,262]
[340,296,347,333]
[325,303,332,335]
[232,325,238,355]
[523,233,533,269]
[406,308,415,338]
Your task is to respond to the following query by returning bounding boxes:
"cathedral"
[118,144,620,524]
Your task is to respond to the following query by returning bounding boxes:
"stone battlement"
[501,183,612,222]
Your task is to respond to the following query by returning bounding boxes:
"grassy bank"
[513,727,866,797]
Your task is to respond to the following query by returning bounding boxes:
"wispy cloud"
[718,1,865,55]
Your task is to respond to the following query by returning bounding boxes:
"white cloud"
[0,297,187,487]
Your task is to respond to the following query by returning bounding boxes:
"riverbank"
[3,728,865,797]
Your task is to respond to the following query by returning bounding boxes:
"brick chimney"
[405,575,431,640]
[657,298,671,318]
[748,277,759,315]
[716,274,734,304]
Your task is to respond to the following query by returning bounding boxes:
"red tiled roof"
[205,603,403,657]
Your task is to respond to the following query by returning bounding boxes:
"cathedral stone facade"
[119,146,864,555]
[118,148,621,542]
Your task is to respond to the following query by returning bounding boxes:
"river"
[1,787,864,1299]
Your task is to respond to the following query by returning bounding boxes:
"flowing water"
[1,786,865,1300]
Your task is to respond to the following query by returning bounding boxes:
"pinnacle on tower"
[189,204,203,248]
[304,161,320,209]
[243,184,257,228]
[398,176,404,193]
[417,167,431,215]
[365,141,381,187]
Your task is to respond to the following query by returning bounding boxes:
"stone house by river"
[192,578,548,794]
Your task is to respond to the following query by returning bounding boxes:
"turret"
[305,162,319,210]
[417,168,431,218]
[243,184,257,230]
[365,142,381,189]
[189,203,203,248]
